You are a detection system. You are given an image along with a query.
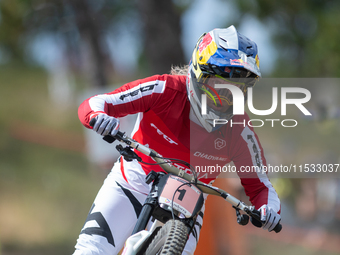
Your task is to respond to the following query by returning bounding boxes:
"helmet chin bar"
[189,77,234,133]
[190,95,214,133]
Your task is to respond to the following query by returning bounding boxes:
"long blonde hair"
[170,65,189,75]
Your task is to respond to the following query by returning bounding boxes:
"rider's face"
[200,76,247,114]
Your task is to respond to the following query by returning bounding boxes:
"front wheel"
[144,219,189,255]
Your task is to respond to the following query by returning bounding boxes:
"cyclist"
[74,25,281,255]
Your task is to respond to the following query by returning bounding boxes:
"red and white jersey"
[78,74,280,212]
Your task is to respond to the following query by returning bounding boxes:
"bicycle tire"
[144,219,189,255]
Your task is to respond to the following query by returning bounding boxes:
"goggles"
[196,71,256,113]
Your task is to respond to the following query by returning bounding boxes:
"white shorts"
[73,158,204,255]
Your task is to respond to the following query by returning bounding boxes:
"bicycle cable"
[154,156,198,184]
[139,156,198,184]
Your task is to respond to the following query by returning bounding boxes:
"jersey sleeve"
[78,75,168,128]
[228,114,281,213]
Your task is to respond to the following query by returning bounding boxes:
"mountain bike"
[89,119,282,255]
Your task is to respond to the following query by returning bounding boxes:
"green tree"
[0,0,188,87]
[232,0,340,77]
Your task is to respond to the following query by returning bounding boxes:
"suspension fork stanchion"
[131,173,161,235]
[131,204,155,235]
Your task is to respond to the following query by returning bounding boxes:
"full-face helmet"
[187,25,261,132]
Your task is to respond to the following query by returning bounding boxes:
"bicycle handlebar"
[89,118,282,233]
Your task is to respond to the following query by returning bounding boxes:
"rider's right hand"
[259,204,281,232]
[91,113,120,136]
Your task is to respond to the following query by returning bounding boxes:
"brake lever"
[116,144,142,162]
[233,206,249,226]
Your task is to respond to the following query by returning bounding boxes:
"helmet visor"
[197,74,250,114]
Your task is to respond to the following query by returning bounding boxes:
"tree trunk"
[69,0,110,88]
[137,0,186,75]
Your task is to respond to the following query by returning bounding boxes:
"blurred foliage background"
[0,0,339,254]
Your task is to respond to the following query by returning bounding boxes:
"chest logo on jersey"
[119,83,158,101]
[150,123,178,145]
[193,151,228,161]
[214,138,226,150]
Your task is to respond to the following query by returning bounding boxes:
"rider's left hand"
[259,204,281,232]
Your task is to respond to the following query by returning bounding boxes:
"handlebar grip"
[273,222,282,233]
[89,117,96,127]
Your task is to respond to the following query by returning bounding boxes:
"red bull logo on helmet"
[197,33,218,65]
[198,33,213,54]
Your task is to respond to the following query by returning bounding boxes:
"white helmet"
[187,25,261,132]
